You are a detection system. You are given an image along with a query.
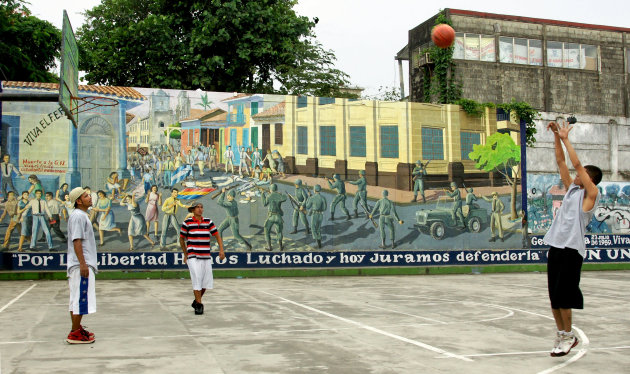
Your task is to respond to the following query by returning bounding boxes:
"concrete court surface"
[0,271,629,374]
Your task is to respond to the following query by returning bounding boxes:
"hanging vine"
[420,11,461,104]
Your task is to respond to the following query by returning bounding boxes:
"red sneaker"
[80,325,95,338]
[67,328,95,344]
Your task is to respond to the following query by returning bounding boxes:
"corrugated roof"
[252,102,285,119]
[1,81,145,100]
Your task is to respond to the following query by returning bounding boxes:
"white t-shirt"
[66,209,98,275]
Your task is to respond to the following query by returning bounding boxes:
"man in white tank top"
[543,119,602,357]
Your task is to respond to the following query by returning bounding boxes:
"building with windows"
[397,9,630,181]
[280,96,506,190]
[399,8,630,117]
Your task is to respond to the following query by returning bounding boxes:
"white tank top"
[543,183,600,257]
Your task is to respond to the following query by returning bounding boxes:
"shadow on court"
[1,271,629,373]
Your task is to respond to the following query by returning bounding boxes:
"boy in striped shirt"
[179,202,225,315]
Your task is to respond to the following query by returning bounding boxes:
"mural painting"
[0,80,590,271]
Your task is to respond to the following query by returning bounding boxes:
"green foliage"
[78,0,352,97]
[455,99,495,117]
[498,99,540,147]
[274,39,356,98]
[0,0,61,82]
[197,93,213,110]
[420,11,461,104]
[362,86,402,101]
[469,132,520,173]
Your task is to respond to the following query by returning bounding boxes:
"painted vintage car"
[414,196,489,240]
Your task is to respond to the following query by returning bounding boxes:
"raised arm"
[556,121,599,210]
[547,121,572,189]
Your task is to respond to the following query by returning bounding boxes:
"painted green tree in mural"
[77,0,353,97]
[469,133,521,219]
[197,93,214,111]
[0,0,61,82]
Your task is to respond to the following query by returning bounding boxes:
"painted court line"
[365,304,448,324]
[261,290,473,362]
[0,284,37,314]
[461,302,589,374]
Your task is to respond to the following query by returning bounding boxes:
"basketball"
[431,24,455,48]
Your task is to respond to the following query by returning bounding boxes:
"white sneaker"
[550,331,563,357]
[553,333,579,357]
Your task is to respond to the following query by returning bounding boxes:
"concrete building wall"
[408,10,630,118]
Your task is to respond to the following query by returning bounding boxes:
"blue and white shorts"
[68,267,96,315]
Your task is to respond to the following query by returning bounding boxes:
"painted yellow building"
[279,95,509,190]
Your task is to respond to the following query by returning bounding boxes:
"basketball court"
[1,271,629,373]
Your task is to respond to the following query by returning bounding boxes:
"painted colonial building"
[1,81,144,193]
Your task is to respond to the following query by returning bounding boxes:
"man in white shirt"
[238,146,251,177]
[65,187,98,344]
[223,146,235,174]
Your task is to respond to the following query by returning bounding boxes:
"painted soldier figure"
[482,192,505,242]
[290,179,310,235]
[411,160,430,203]
[446,181,466,229]
[217,188,252,250]
[348,170,368,218]
[304,184,327,249]
[369,190,403,249]
[327,174,350,221]
[262,184,287,251]
[465,186,477,210]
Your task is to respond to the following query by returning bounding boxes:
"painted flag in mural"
[171,165,192,186]
[177,187,215,200]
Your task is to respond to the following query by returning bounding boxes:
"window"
[320,126,336,156]
[499,37,543,66]
[547,41,598,70]
[454,33,495,62]
[380,126,399,158]
[297,96,308,109]
[627,49,630,74]
[460,132,481,160]
[349,126,366,157]
[318,97,335,105]
[422,128,444,160]
[274,123,283,145]
[251,102,258,115]
[297,126,308,154]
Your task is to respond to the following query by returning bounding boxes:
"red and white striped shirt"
[180,216,217,259]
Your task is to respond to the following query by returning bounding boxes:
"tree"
[197,93,213,111]
[469,133,522,219]
[0,0,61,82]
[78,0,353,97]
[273,39,355,98]
[362,86,402,102]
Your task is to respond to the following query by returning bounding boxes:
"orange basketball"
[431,24,455,48]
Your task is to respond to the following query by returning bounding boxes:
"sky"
[26,0,630,97]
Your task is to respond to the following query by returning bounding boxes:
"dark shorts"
[547,246,584,309]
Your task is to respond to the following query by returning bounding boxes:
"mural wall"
[1,81,628,270]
